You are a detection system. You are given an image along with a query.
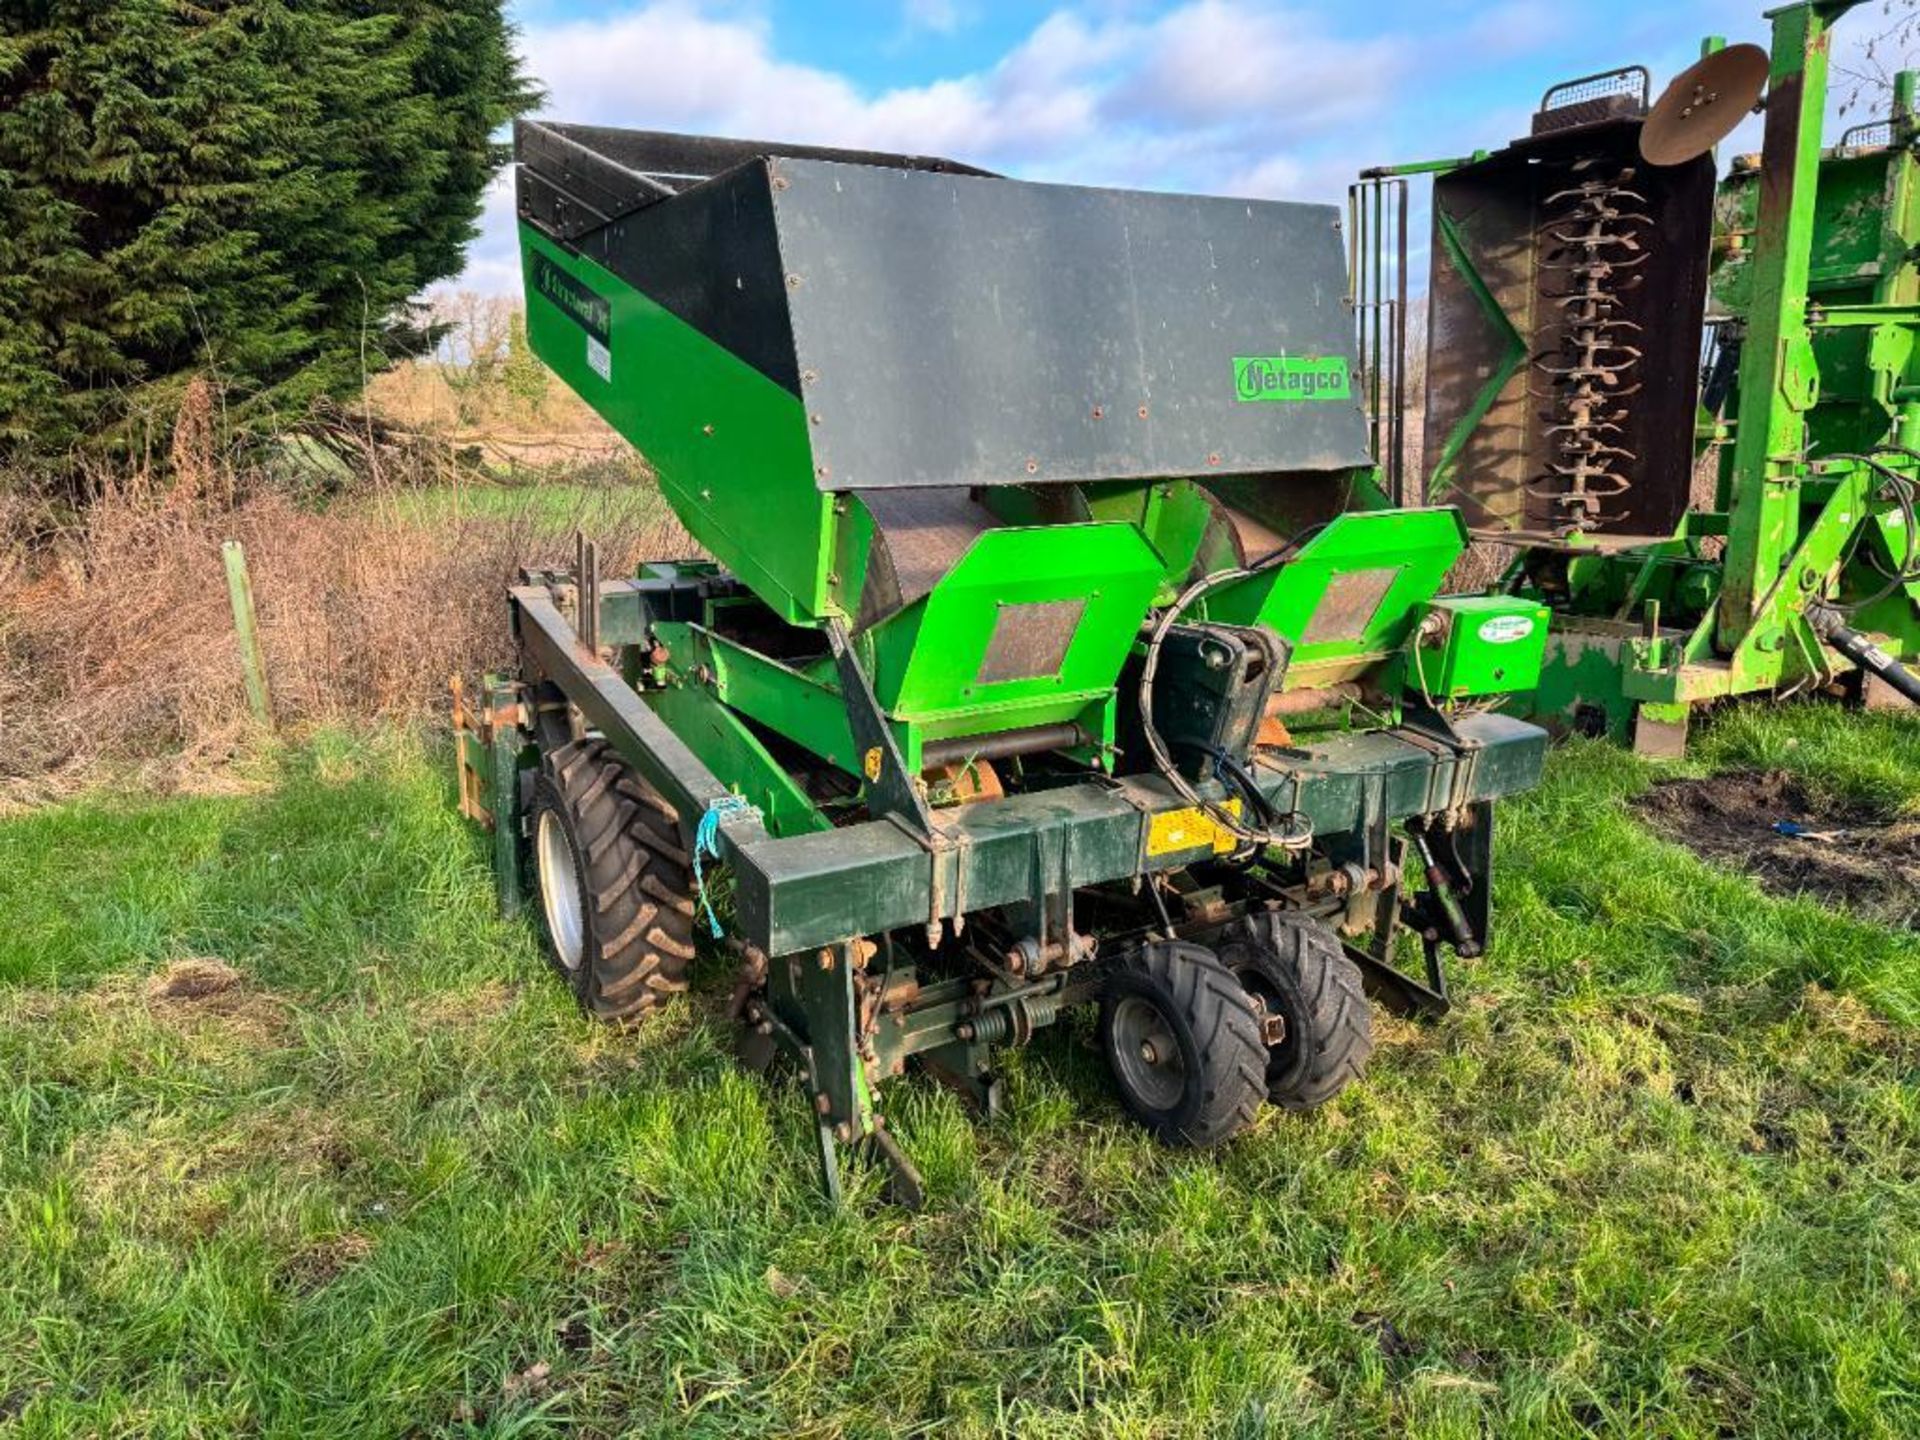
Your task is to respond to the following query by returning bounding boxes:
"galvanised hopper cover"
[764,159,1372,490]
[528,124,1373,494]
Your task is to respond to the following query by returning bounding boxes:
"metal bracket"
[862,1122,927,1210]
[1347,939,1450,1019]
[825,616,935,835]
[1343,830,1452,1019]
[750,949,928,1209]
[452,672,532,917]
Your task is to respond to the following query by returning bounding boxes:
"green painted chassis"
[461,565,1547,1200]
[1506,456,1920,752]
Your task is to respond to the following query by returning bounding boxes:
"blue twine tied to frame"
[692,794,758,938]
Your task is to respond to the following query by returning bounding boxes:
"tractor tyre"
[1098,941,1266,1148]
[1218,910,1372,1110]
[528,737,697,1022]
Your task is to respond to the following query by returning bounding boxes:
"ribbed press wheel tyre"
[1217,910,1373,1110]
[528,738,697,1021]
[1099,941,1267,1147]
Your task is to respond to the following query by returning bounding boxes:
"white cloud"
[445,0,1417,295]
[437,0,1920,306]
[902,0,968,35]
[1106,0,1404,129]
[511,2,1142,165]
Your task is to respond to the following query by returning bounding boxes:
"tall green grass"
[1,705,1915,1437]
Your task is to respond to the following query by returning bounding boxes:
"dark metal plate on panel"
[571,160,802,395]
[858,487,1001,626]
[977,599,1086,685]
[1302,568,1400,645]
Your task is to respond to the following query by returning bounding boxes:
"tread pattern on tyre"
[1100,940,1267,1148]
[536,737,696,1022]
[1223,911,1373,1110]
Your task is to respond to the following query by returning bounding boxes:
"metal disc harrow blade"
[1640,44,1769,167]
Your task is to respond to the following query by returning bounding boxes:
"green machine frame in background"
[459,121,1551,1203]
[1365,0,1920,754]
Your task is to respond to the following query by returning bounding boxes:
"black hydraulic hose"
[1133,523,1333,853]
[1823,449,1920,612]
[1701,324,1742,417]
[1209,749,1280,828]
[1806,601,1920,706]
[1202,745,1309,854]
[1140,566,1308,852]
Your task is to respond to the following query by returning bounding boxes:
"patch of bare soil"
[146,956,243,1000]
[1635,770,1920,927]
[141,956,291,1040]
[281,1231,375,1294]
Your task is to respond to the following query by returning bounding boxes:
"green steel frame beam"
[732,713,1544,955]
[509,579,1547,958]
[511,585,769,852]
[1716,1,1861,651]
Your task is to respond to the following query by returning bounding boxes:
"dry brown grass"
[0,308,1487,800]
[368,293,632,475]
[0,299,702,797]
[0,441,690,797]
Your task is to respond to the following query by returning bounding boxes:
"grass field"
[3,705,1918,1437]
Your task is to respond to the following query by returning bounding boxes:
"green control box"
[1403,596,1551,700]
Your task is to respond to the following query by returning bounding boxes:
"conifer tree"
[0,0,536,479]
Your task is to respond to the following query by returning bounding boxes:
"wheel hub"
[1111,994,1185,1111]
[535,808,585,971]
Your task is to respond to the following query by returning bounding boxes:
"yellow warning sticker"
[1146,798,1242,856]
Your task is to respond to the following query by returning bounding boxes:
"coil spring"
[958,989,1064,1047]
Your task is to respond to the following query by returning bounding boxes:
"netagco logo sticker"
[1478,615,1536,644]
[532,253,611,343]
[1233,354,1351,403]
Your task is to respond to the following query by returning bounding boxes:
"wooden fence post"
[221,539,273,730]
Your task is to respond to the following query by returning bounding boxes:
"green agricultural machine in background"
[1361,0,1920,754]
[456,121,1552,1203]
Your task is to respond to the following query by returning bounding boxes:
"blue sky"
[454,0,1903,293]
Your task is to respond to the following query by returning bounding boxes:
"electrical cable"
[1244,521,1328,571]
[1869,444,1920,588]
[1210,746,1312,850]
[1135,530,1321,853]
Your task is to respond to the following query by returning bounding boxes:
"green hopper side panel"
[867,522,1166,727]
[1200,509,1468,687]
[520,227,830,625]
[644,681,831,838]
